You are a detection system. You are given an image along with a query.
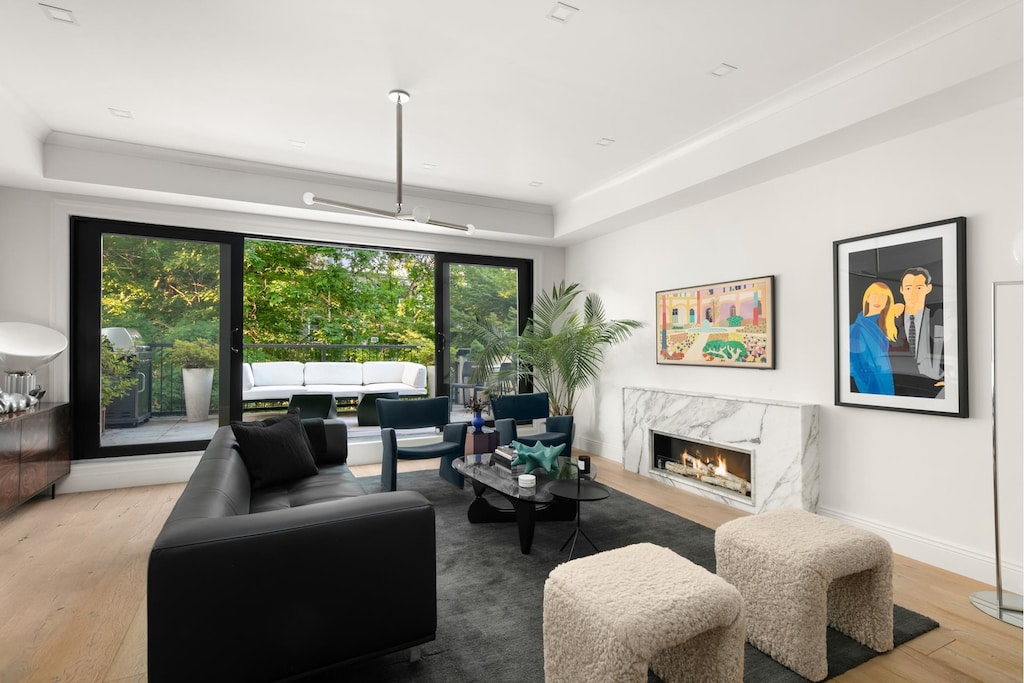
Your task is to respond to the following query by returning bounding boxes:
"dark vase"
[472,411,485,433]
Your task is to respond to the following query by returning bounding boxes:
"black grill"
[102,327,152,428]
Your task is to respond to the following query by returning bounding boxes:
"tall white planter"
[182,367,214,422]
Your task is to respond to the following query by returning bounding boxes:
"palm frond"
[473,280,642,415]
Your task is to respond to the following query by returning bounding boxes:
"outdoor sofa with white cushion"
[242,360,428,404]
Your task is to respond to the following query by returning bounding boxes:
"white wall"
[565,97,1024,588]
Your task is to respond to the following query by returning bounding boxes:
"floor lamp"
[969,280,1023,628]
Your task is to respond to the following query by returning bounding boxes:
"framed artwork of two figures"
[833,216,968,417]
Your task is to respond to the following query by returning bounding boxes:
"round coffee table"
[546,478,610,560]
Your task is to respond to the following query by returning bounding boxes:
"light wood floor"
[1,455,1020,683]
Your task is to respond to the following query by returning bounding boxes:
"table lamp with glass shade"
[0,322,68,397]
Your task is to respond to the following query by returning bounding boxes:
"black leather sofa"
[148,419,436,683]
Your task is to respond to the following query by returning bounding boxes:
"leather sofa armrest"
[321,419,349,465]
[148,490,435,683]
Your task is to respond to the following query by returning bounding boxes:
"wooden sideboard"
[0,402,72,516]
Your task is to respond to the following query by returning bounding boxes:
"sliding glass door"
[71,218,244,459]
[435,254,532,406]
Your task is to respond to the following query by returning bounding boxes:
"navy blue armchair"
[377,397,468,491]
[490,392,573,456]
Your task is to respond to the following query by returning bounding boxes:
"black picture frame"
[656,275,775,368]
[833,217,967,417]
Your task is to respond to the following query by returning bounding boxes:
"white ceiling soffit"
[0,1,1020,245]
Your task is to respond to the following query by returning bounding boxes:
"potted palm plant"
[166,338,218,422]
[473,281,642,416]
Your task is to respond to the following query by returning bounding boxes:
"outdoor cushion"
[244,385,310,401]
[242,363,255,391]
[251,361,305,387]
[304,362,363,386]
[303,384,366,397]
[356,381,424,396]
[363,361,426,387]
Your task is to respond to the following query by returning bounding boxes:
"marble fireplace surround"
[623,387,819,513]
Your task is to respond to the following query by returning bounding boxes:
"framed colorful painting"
[833,216,968,417]
[656,275,775,368]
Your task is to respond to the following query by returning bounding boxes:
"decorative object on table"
[465,395,488,433]
[0,321,68,401]
[517,473,536,489]
[510,440,564,474]
[833,217,967,417]
[656,275,775,368]
[492,444,525,474]
[0,386,43,414]
[472,281,642,416]
[165,338,218,422]
[577,455,591,475]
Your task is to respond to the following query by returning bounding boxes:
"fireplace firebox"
[650,431,753,503]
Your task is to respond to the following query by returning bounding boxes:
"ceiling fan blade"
[303,193,396,219]
[396,212,473,233]
[426,218,475,233]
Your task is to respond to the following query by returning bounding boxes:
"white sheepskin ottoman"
[715,509,893,681]
[543,542,745,683]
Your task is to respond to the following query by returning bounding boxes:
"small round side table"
[546,478,610,560]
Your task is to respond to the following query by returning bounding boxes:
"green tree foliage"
[448,264,519,367]
[243,240,436,365]
[101,235,220,344]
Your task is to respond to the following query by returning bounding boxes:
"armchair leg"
[439,455,464,488]
[380,427,399,492]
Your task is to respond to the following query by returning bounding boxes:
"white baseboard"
[817,505,1023,594]
[575,434,1021,592]
[57,452,203,493]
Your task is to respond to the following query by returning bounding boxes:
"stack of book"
[492,446,525,475]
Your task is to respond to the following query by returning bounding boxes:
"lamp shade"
[0,322,68,373]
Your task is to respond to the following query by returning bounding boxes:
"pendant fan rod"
[303,90,475,234]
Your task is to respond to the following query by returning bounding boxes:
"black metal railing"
[243,343,422,364]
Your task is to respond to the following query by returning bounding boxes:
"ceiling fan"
[303,90,475,234]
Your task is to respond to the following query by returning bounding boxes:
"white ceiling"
[0,1,1020,243]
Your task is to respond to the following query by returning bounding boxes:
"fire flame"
[715,455,728,476]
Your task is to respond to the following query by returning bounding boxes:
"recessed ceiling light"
[288,139,306,148]
[547,2,579,23]
[39,3,75,23]
[528,181,544,187]
[422,163,437,170]
[595,138,616,147]
[108,108,133,119]
[710,63,738,78]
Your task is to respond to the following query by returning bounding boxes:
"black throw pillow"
[231,411,319,489]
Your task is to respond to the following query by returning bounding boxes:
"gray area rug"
[329,470,937,682]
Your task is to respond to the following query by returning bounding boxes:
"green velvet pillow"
[231,411,319,489]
